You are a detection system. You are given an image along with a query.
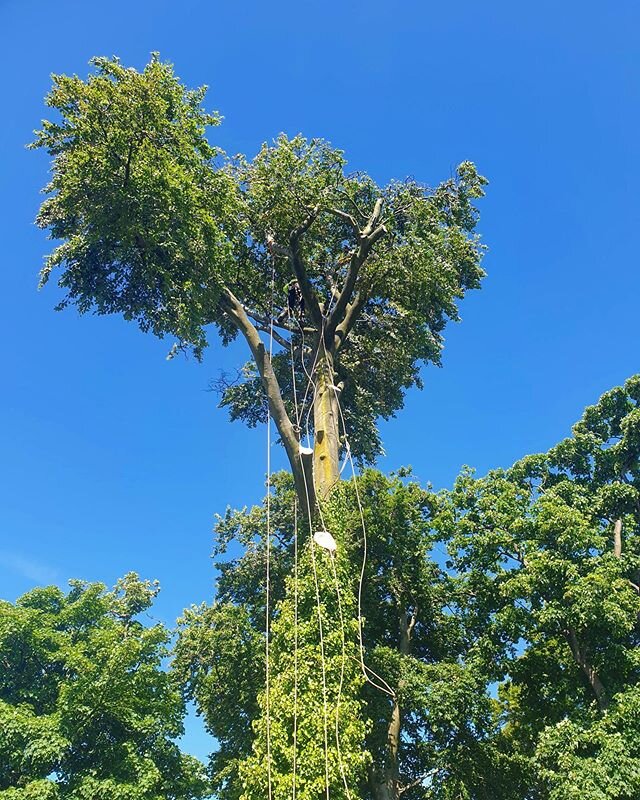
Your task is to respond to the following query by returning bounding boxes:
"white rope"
[265,252,276,800]
[322,347,396,699]
[303,462,331,800]
[330,551,352,799]
[289,302,331,799]
[288,315,301,800]
[294,319,352,795]
[293,499,299,800]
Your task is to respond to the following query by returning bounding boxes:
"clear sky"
[1,0,639,761]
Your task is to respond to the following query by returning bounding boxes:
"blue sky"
[1,0,639,760]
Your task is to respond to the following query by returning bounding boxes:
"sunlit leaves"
[0,576,208,799]
[33,56,487,462]
[32,55,238,357]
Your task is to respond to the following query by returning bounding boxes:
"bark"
[613,518,622,559]
[370,609,416,800]
[312,342,341,501]
[221,199,387,513]
[565,626,609,710]
[221,289,316,519]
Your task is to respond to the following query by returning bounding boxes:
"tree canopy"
[28,52,640,800]
[175,376,640,800]
[32,54,486,508]
[0,574,208,800]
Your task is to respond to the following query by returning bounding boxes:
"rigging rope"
[265,251,276,800]
[288,317,302,800]
[294,315,387,794]
[263,258,390,799]
[289,300,332,799]
[293,499,299,800]
[322,347,396,699]
[292,316,334,800]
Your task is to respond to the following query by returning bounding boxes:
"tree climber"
[278,278,305,322]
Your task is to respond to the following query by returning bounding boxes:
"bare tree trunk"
[221,289,316,519]
[613,518,622,558]
[312,342,341,501]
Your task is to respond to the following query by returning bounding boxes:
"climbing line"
[294,318,321,449]
[301,455,331,800]
[289,311,331,799]
[292,499,299,800]
[308,429,351,800]
[288,318,301,800]
[322,347,396,699]
[294,318,353,795]
[264,250,277,800]
[330,549,352,800]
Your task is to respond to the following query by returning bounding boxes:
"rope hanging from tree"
[262,240,396,799]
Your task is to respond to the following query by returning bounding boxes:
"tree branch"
[326,199,387,346]
[564,626,609,710]
[327,207,359,230]
[220,288,315,516]
[253,323,290,350]
[242,307,293,349]
[332,292,367,352]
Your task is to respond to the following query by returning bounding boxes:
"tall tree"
[32,54,487,514]
[175,471,525,800]
[0,573,208,800]
[440,374,640,798]
[176,377,640,800]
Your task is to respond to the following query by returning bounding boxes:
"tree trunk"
[370,611,414,800]
[565,626,609,710]
[221,289,317,519]
[613,518,622,558]
[312,343,341,502]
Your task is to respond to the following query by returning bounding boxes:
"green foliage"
[32,55,238,357]
[439,375,640,797]
[33,56,486,463]
[0,575,208,800]
[177,471,520,799]
[238,535,369,800]
[33,53,640,800]
[535,686,640,799]
[176,377,640,799]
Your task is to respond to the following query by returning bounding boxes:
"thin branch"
[326,206,359,230]
[243,307,295,349]
[399,770,439,795]
[326,199,387,345]
[289,207,323,326]
[253,323,290,350]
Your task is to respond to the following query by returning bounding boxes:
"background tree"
[175,471,527,800]
[0,574,208,800]
[32,54,487,513]
[176,376,640,800]
[440,374,640,798]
